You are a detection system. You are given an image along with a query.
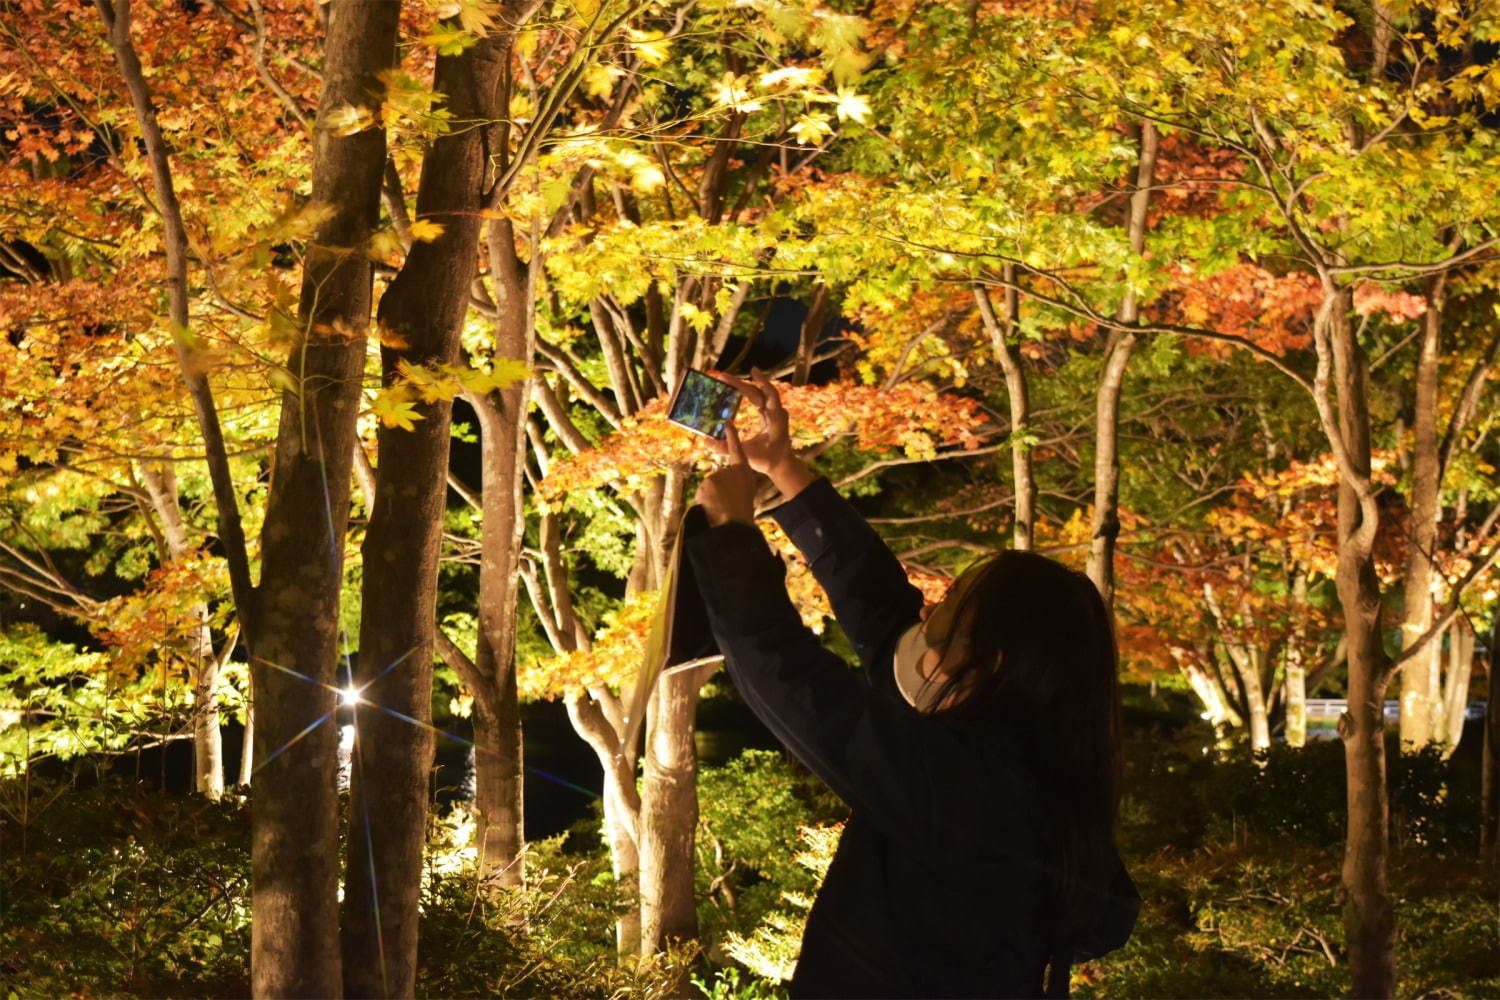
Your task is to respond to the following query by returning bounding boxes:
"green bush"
[1076,837,1498,999]
[415,803,690,998]
[1123,726,1482,855]
[0,778,252,997]
[4,736,1491,1000]
[694,747,844,954]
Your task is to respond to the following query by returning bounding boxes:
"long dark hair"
[919,549,1123,944]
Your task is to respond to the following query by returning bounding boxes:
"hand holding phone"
[702,367,795,476]
[667,368,744,440]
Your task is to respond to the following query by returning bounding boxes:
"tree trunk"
[1482,617,1499,862]
[1184,660,1244,737]
[1325,294,1396,998]
[238,699,253,788]
[1437,618,1474,758]
[1399,272,1446,750]
[634,444,703,961]
[528,493,647,952]
[248,4,399,995]
[464,213,538,888]
[568,689,642,953]
[1241,647,1272,752]
[975,276,1032,550]
[341,31,507,999]
[140,461,224,798]
[1285,574,1310,748]
[1086,121,1157,605]
[638,666,704,955]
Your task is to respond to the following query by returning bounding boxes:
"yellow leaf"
[759,66,821,89]
[515,27,538,59]
[791,111,834,145]
[456,0,500,36]
[325,103,375,137]
[832,88,871,124]
[630,163,666,193]
[409,218,445,242]
[627,28,672,68]
[372,390,423,431]
[583,63,623,100]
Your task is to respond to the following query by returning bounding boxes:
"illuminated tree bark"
[248,3,397,994]
[975,275,1033,551]
[1086,120,1157,606]
[1322,292,1396,999]
[1284,573,1310,748]
[139,461,224,798]
[93,1,395,993]
[341,27,508,997]
[1398,272,1446,749]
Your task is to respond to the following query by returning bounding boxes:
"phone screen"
[667,369,742,440]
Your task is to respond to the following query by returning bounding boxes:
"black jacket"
[685,475,1138,999]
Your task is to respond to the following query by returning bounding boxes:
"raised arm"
[699,368,925,673]
[683,516,934,848]
[766,460,924,672]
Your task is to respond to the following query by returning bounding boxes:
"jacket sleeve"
[684,517,934,848]
[766,475,926,677]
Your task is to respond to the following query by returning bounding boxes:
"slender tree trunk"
[528,493,648,951]
[238,699,254,787]
[1400,272,1447,749]
[1324,294,1397,998]
[975,276,1033,550]
[1482,618,1499,862]
[568,689,642,953]
[1437,619,1474,758]
[1285,574,1310,748]
[635,440,703,961]
[140,462,225,798]
[1086,121,1157,604]
[463,213,538,888]
[341,31,507,999]
[96,0,255,805]
[1184,659,1244,737]
[638,665,705,955]
[248,4,398,994]
[1241,647,1272,752]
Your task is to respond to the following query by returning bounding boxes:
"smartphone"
[666,368,743,440]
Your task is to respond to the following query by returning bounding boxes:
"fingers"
[715,367,783,413]
[724,419,747,465]
[750,366,783,410]
[716,370,765,410]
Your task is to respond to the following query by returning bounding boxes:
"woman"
[686,368,1138,999]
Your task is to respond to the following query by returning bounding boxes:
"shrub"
[0,777,252,997]
[694,749,845,955]
[1076,837,1498,999]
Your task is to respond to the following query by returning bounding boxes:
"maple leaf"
[422,27,478,55]
[791,111,834,146]
[456,1,501,36]
[711,73,765,113]
[371,390,423,431]
[627,28,673,68]
[457,358,532,396]
[583,63,625,101]
[832,88,871,124]
[759,66,822,89]
[408,218,445,243]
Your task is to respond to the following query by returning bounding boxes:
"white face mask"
[893,621,941,711]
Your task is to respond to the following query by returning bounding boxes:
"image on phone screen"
[667,369,742,440]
